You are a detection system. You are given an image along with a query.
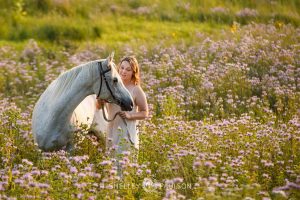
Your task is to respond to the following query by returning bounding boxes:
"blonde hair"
[118,56,140,85]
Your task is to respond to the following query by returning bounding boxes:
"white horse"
[32,54,133,151]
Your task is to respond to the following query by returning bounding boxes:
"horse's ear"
[107,52,114,63]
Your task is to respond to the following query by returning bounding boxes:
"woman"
[96,56,148,158]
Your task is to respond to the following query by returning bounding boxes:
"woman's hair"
[118,56,140,85]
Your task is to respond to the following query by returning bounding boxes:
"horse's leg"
[90,109,108,144]
[71,95,108,152]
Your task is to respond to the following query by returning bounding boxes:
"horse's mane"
[48,61,96,100]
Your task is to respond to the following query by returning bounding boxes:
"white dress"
[105,86,139,156]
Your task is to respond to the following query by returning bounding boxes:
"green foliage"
[0,0,300,43]
[4,16,103,42]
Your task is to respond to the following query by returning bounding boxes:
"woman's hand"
[96,99,106,110]
[118,111,132,120]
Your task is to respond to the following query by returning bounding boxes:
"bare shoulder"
[133,85,147,110]
[133,85,146,98]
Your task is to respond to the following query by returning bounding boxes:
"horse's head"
[94,53,133,111]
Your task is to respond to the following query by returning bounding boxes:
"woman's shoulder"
[132,85,147,105]
[133,84,145,96]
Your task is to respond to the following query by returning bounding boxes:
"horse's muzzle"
[120,100,133,111]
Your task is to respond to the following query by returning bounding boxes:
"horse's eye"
[113,78,118,83]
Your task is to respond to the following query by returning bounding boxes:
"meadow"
[0,0,300,199]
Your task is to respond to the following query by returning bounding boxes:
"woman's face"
[119,61,133,82]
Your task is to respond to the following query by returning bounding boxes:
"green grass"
[0,0,299,48]
[95,16,226,46]
[0,14,227,52]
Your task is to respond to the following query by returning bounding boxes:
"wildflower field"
[1,0,300,199]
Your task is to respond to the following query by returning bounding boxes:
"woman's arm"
[119,86,148,120]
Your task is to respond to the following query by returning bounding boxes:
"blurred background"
[0,0,299,48]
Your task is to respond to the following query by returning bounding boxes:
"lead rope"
[101,104,134,145]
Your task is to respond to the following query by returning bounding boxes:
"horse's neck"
[56,85,90,121]
[51,64,98,124]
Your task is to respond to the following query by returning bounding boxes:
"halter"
[96,61,119,104]
[96,60,120,121]
[96,61,122,121]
